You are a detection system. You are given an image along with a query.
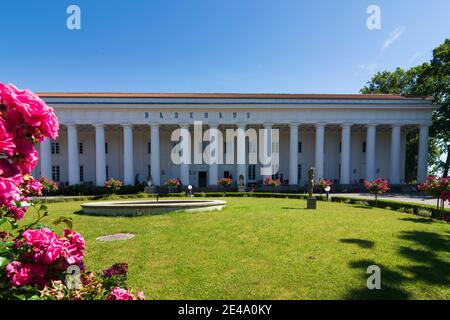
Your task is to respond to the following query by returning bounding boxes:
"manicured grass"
[16,197,450,299]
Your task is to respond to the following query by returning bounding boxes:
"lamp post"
[325,186,331,201]
[188,185,193,197]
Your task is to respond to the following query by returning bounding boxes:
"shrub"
[218,177,233,188]
[418,176,450,220]
[0,83,144,300]
[363,178,389,206]
[264,177,281,190]
[104,179,123,194]
[38,177,59,195]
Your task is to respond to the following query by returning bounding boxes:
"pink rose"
[22,228,57,248]
[136,291,145,300]
[106,288,134,300]
[5,261,33,287]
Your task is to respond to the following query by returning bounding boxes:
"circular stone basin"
[80,199,226,216]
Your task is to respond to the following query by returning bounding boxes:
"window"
[52,165,60,182]
[79,166,84,182]
[362,141,367,153]
[148,165,151,178]
[339,142,342,153]
[297,164,302,183]
[233,112,237,119]
[105,142,108,154]
[298,142,302,153]
[106,165,109,180]
[248,164,256,181]
[147,142,151,154]
[79,142,83,154]
[51,142,60,154]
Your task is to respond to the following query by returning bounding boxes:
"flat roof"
[37,92,430,100]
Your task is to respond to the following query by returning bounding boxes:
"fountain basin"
[80,199,226,216]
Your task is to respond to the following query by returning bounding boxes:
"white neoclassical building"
[33,93,434,188]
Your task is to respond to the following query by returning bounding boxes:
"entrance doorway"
[199,171,207,187]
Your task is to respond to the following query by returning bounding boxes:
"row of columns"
[40,123,430,186]
[287,123,429,185]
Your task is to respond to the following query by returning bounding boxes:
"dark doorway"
[224,171,230,178]
[199,171,207,187]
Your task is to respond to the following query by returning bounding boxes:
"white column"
[67,124,80,185]
[315,124,325,181]
[366,124,377,181]
[150,124,160,186]
[289,123,299,185]
[122,124,134,185]
[40,138,52,179]
[390,124,402,184]
[94,124,106,186]
[208,124,219,186]
[180,124,191,186]
[261,123,272,179]
[340,124,351,184]
[236,124,246,185]
[417,124,429,183]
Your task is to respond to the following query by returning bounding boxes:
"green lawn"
[18,197,450,299]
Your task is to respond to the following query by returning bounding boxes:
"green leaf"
[9,220,18,229]
[39,204,48,212]
[0,217,7,226]
[53,217,73,230]
[0,256,10,268]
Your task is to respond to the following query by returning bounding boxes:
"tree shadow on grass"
[343,230,450,299]
[351,204,374,210]
[340,238,375,249]
[344,259,411,299]
[399,217,434,224]
[397,231,450,286]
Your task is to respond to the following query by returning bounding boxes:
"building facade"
[34,93,434,188]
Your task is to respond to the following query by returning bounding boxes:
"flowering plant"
[317,178,333,191]
[38,177,59,195]
[218,177,233,187]
[104,178,123,194]
[165,178,180,187]
[0,83,144,299]
[363,178,390,206]
[418,176,450,219]
[264,177,281,190]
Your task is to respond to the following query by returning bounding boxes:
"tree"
[361,39,450,179]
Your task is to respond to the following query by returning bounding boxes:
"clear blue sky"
[1,0,449,93]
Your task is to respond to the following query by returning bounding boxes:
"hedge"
[331,196,450,219]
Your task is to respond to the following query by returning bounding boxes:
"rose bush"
[0,83,144,300]
[364,178,390,207]
[317,178,333,191]
[104,178,123,194]
[264,177,281,191]
[418,176,450,220]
